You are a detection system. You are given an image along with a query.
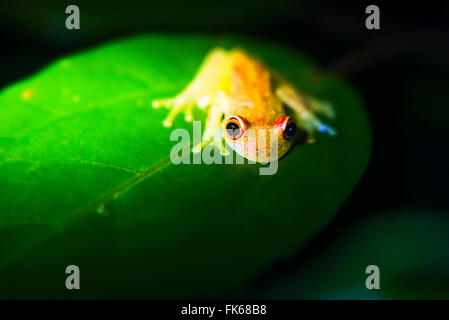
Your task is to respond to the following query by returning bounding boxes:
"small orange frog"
[153,48,336,163]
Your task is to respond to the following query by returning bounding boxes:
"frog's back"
[229,49,283,125]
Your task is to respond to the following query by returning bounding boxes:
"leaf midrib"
[56,156,173,228]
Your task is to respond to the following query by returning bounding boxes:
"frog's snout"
[226,129,292,163]
[253,137,290,163]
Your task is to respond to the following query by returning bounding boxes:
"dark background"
[1,0,448,297]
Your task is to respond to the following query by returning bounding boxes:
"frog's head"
[223,115,296,163]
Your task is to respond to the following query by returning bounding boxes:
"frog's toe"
[184,103,194,122]
[196,95,211,109]
[162,104,181,127]
[192,133,228,156]
[317,123,337,136]
[206,136,230,156]
[192,137,210,153]
[162,118,173,127]
[152,98,174,109]
[220,144,230,156]
[192,144,202,153]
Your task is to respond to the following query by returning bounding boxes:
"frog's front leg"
[152,48,231,127]
[275,80,337,141]
[192,91,230,155]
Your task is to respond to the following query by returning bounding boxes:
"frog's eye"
[284,120,297,139]
[275,116,296,140]
[225,116,246,140]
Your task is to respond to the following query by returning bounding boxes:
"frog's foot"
[296,112,337,143]
[192,127,229,156]
[153,92,213,127]
[152,95,195,127]
[191,90,229,155]
[275,83,337,140]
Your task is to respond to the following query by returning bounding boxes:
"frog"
[152,47,336,163]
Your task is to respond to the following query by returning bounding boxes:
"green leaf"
[258,209,449,299]
[0,34,371,298]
